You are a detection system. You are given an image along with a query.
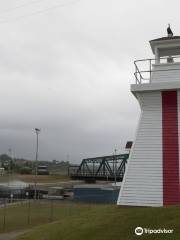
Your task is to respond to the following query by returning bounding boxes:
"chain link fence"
[0,195,117,232]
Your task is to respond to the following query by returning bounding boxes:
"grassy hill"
[16,204,180,240]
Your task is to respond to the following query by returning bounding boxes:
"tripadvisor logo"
[135,227,143,236]
[135,227,174,236]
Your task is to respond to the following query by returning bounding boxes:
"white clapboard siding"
[151,63,180,83]
[117,91,163,207]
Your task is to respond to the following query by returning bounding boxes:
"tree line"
[0,154,69,174]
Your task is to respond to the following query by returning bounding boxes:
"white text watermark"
[135,226,174,236]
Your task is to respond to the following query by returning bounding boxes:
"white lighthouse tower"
[117,27,180,207]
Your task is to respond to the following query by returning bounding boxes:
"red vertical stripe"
[162,91,180,205]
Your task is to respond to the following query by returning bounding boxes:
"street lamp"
[114,148,117,186]
[34,128,41,199]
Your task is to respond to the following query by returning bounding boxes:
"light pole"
[34,128,40,200]
[8,148,14,174]
[114,148,117,186]
[7,149,11,187]
[8,148,13,195]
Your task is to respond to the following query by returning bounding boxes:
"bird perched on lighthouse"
[167,24,173,37]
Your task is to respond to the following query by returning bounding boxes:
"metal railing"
[134,56,180,84]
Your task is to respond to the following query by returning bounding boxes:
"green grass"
[0,201,84,233]
[0,202,178,240]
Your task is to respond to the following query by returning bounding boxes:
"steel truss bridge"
[69,154,129,182]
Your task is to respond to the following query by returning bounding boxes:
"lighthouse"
[117,28,180,207]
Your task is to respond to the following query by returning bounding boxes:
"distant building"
[37,165,49,175]
[0,168,4,176]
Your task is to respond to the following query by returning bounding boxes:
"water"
[0,180,29,189]
[0,180,29,199]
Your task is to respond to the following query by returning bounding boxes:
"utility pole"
[34,128,40,200]
[8,148,13,194]
[114,148,117,186]
[8,148,14,173]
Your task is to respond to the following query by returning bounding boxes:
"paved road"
[0,230,28,240]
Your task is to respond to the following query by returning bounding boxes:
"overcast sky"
[0,0,179,163]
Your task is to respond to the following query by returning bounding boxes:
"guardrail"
[134,56,180,84]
